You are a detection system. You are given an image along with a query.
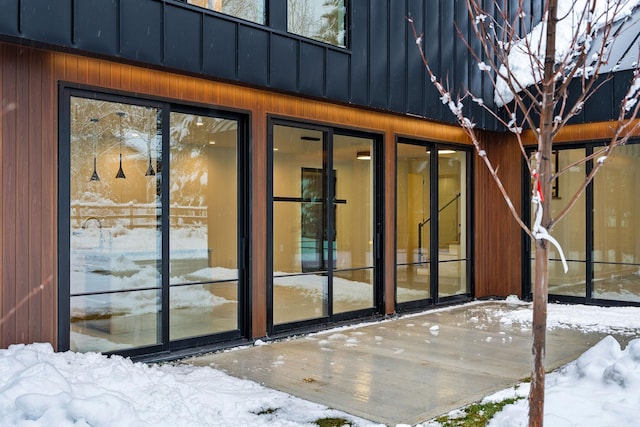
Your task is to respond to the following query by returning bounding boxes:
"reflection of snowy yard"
[548,272,640,303]
[71,222,433,318]
[72,265,424,322]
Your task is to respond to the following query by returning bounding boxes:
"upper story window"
[288,0,347,48]
[187,0,265,25]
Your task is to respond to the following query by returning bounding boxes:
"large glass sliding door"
[593,144,640,302]
[437,149,470,298]
[68,99,163,352]
[333,134,376,314]
[396,141,472,308]
[527,142,640,304]
[270,122,378,329]
[396,143,431,303]
[63,90,245,355]
[168,112,240,340]
[538,148,587,297]
[272,126,328,324]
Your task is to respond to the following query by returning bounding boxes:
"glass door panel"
[272,125,328,324]
[332,134,375,313]
[593,144,640,302]
[544,149,587,296]
[69,98,162,352]
[438,150,468,298]
[396,143,431,303]
[169,113,239,340]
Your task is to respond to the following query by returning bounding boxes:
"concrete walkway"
[184,301,626,425]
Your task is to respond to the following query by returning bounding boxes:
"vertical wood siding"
[473,132,524,298]
[1,44,57,346]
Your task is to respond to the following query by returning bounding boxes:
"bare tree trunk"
[529,0,558,425]
[407,1,640,421]
[530,242,549,426]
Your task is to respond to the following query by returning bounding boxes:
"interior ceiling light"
[356,151,371,160]
[115,111,126,179]
[196,117,203,126]
[426,149,456,155]
[90,118,100,182]
[145,110,156,177]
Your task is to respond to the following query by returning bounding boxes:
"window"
[187,0,265,25]
[533,148,587,297]
[526,142,640,304]
[288,0,347,48]
[593,144,640,302]
[396,141,472,308]
[168,112,241,340]
[68,99,164,352]
[62,90,246,355]
[396,142,431,303]
[270,122,378,329]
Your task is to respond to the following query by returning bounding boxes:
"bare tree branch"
[408,1,640,425]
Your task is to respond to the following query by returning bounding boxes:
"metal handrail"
[417,192,461,263]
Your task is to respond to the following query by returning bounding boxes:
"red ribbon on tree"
[533,171,544,202]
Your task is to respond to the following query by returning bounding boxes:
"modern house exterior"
[1,0,638,360]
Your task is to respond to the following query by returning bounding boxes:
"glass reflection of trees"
[70,99,162,205]
[288,0,346,47]
[186,0,345,47]
[187,0,265,24]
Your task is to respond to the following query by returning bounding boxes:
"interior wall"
[335,156,372,268]
[396,151,431,266]
[272,151,304,272]
[547,148,587,287]
[407,163,430,260]
[205,145,237,268]
[593,145,640,281]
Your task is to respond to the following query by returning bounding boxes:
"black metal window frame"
[521,139,640,308]
[285,0,351,49]
[394,138,475,313]
[58,83,251,359]
[176,0,267,25]
[266,117,384,336]
[173,0,351,49]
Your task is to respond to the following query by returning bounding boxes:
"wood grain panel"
[474,132,523,298]
[64,54,78,83]
[557,120,640,142]
[76,56,90,84]
[1,43,18,346]
[28,49,43,343]
[16,46,30,345]
[250,107,267,338]
[40,51,57,343]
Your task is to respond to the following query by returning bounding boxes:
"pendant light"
[115,111,126,179]
[145,110,156,177]
[89,118,100,181]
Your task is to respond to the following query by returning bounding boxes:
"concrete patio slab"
[183,301,629,425]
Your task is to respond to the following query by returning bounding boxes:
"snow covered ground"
[0,343,379,427]
[425,299,640,427]
[1,300,639,427]
[483,335,640,427]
